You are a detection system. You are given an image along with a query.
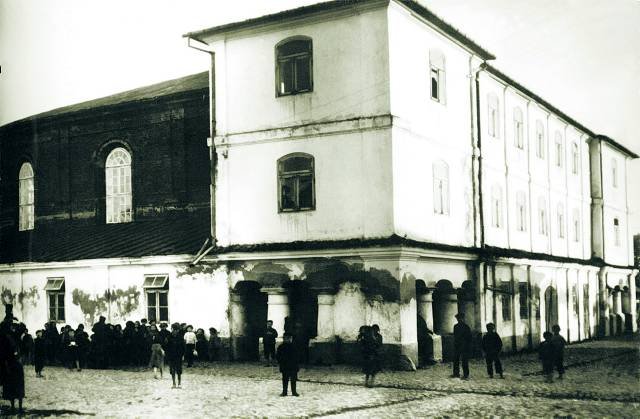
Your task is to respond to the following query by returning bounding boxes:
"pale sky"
[1,0,638,234]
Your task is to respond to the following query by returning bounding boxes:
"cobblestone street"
[1,336,638,417]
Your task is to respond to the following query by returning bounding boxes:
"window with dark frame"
[18,162,35,231]
[538,197,548,236]
[613,218,620,246]
[555,131,563,167]
[429,49,445,103]
[278,154,315,212]
[276,38,312,96]
[519,283,529,319]
[45,278,65,322]
[501,292,512,322]
[516,191,527,232]
[143,274,169,323]
[571,142,579,174]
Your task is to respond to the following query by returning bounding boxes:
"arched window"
[557,203,565,239]
[105,148,133,224]
[487,93,500,138]
[572,209,580,242]
[611,158,618,188]
[429,49,446,103]
[276,37,312,96]
[433,160,449,215]
[613,218,620,246]
[535,120,545,159]
[513,107,524,149]
[278,153,315,212]
[538,197,548,236]
[18,162,35,231]
[571,142,579,174]
[491,185,502,228]
[554,131,563,167]
[516,191,527,232]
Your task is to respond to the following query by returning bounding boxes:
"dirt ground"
[0,336,638,417]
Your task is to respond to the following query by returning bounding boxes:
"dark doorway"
[232,281,267,361]
[284,281,318,364]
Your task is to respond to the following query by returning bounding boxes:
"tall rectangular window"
[571,142,579,174]
[45,278,65,322]
[613,218,620,246]
[516,191,527,232]
[538,197,548,236]
[612,159,618,188]
[488,93,500,138]
[572,209,580,242]
[557,204,565,239]
[143,274,169,322]
[433,161,450,215]
[501,293,512,322]
[429,49,446,103]
[535,121,545,159]
[106,148,133,224]
[555,132,563,167]
[491,185,502,228]
[513,107,524,149]
[519,283,529,319]
[18,162,35,231]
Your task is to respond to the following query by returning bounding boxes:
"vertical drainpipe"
[187,37,217,247]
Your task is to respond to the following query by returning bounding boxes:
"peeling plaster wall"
[0,260,226,336]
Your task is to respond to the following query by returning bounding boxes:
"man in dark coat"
[481,322,504,378]
[263,320,278,364]
[165,323,185,389]
[451,312,472,379]
[276,333,299,396]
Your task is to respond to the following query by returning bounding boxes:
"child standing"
[34,329,46,377]
[166,323,185,389]
[551,325,566,380]
[539,331,555,383]
[208,328,221,362]
[66,329,80,371]
[276,333,299,397]
[359,326,380,387]
[481,323,504,379]
[148,334,165,379]
[183,325,196,367]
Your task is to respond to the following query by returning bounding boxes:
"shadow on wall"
[229,257,415,303]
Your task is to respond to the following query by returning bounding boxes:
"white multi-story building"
[185,0,637,367]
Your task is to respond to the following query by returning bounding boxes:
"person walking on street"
[33,329,46,378]
[276,333,300,397]
[482,322,503,379]
[451,313,472,380]
[551,325,566,380]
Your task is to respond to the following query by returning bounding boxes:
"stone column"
[310,291,336,365]
[418,289,442,361]
[263,288,289,338]
[229,292,247,360]
[437,292,458,334]
[417,290,435,331]
[614,288,623,316]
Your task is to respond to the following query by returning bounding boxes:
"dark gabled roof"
[484,64,638,159]
[1,72,209,130]
[183,0,495,60]
[0,215,210,264]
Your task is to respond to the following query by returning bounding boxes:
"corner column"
[598,268,610,337]
[418,289,441,362]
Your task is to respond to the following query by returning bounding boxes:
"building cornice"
[0,254,195,272]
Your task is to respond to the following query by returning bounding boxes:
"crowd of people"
[14,316,223,372]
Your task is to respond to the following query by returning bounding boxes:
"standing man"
[550,324,566,380]
[451,313,472,380]
[481,322,504,379]
[263,320,278,364]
